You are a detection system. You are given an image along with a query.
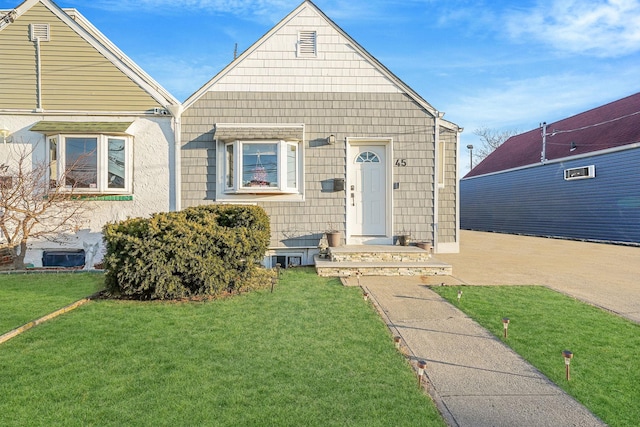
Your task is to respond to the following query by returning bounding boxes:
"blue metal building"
[461,92,640,245]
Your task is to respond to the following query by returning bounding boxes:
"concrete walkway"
[341,231,640,426]
[360,277,606,427]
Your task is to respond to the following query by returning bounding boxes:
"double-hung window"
[48,134,132,194]
[224,140,299,194]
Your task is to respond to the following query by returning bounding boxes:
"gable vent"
[30,23,50,41]
[297,31,317,57]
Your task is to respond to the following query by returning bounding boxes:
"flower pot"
[326,231,341,247]
[416,241,432,252]
[398,235,410,246]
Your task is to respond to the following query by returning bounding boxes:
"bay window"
[48,134,132,194]
[223,140,300,195]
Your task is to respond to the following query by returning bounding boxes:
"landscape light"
[562,350,574,381]
[457,290,462,303]
[418,360,427,385]
[502,318,510,338]
[394,336,401,349]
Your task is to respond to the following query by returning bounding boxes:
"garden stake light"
[417,360,427,386]
[457,290,462,303]
[563,350,573,381]
[363,292,369,301]
[502,317,510,338]
[271,277,277,293]
[394,336,401,350]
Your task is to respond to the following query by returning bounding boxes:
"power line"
[549,110,640,136]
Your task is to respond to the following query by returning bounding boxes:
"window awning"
[30,121,133,135]
[214,123,304,142]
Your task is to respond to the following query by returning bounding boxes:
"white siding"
[212,6,403,94]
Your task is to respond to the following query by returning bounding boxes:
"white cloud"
[447,70,638,131]
[505,0,640,57]
[78,0,296,20]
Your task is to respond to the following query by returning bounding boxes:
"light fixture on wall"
[570,141,577,152]
[327,134,336,145]
[0,127,11,144]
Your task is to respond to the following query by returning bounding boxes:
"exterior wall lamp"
[327,134,336,145]
[0,127,11,143]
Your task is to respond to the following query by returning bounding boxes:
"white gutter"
[462,141,640,181]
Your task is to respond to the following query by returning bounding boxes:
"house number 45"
[395,159,407,167]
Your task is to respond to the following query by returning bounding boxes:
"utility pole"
[540,122,547,163]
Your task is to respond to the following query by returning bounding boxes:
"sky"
[3,0,640,176]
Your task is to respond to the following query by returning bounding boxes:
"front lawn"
[431,285,640,427]
[0,273,104,334]
[0,268,444,426]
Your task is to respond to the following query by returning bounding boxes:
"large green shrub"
[102,205,273,300]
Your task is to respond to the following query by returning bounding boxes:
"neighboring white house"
[0,0,181,267]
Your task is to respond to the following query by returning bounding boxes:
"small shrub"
[102,205,273,300]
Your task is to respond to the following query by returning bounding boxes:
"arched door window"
[355,151,380,163]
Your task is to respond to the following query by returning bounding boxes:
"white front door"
[349,145,387,237]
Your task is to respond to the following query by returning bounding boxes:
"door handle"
[351,193,355,206]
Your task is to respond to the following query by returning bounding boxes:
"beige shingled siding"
[0,3,161,111]
[182,91,440,248]
[438,128,458,243]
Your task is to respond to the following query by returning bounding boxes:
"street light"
[466,144,474,170]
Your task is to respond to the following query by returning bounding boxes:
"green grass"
[431,285,640,427]
[0,273,105,334]
[0,268,445,426]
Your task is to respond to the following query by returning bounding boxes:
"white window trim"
[216,139,305,202]
[564,165,595,181]
[49,133,133,194]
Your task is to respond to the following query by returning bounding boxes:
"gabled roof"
[183,0,459,131]
[1,0,180,111]
[465,92,640,178]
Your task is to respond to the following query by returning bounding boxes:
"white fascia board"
[10,0,180,111]
[0,108,168,117]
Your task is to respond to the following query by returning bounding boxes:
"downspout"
[433,112,442,252]
[455,126,463,253]
[35,37,43,112]
[166,104,183,212]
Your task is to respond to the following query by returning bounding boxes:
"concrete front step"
[328,245,433,263]
[315,245,452,277]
